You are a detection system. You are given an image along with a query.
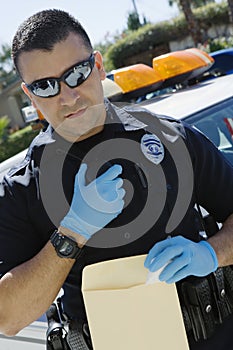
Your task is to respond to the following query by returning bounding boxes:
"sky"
[0,0,181,46]
[0,0,223,48]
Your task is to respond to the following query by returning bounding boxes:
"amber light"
[111,64,163,93]
[152,48,214,80]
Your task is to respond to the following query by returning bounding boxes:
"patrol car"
[0,148,28,181]
[142,73,233,166]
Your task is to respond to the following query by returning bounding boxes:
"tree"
[0,116,10,143]
[0,43,17,91]
[127,11,142,31]
[169,0,215,9]
[127,0,149,31]
[170,0,203,45]
[227,0,233,23]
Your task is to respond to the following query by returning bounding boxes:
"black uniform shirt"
[1,100,233,326]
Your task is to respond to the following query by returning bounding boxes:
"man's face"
[19,33,106,142]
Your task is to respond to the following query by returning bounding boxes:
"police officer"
[1,9,233,350]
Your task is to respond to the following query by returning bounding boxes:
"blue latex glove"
[144,235,218,283]
[60,163,125,240]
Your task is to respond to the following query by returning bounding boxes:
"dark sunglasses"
[26,53,95,98]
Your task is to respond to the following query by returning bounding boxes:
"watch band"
[50,230,83,259]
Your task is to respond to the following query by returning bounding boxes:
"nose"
[59,81,80,106]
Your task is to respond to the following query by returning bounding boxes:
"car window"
[184,97,233,165]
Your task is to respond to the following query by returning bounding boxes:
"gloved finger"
[97,180,125,201]
[99,178,124,192]
[144,237,178,268]
[163,265,192,284]
[144,240,169,268]
[95,189,125,213]
[75,163,88,189]
[116,178,124,188]
[146,245,184,272]
[117,187,126,199]
[144,236,187,268]
[159,251,190,282]
[112,198,125,215]
[96,164,123,183]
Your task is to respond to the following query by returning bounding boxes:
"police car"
[0,148,28,181]
[141,73,233,166]
[104,48,233,166]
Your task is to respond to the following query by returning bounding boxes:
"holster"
[178,265,233,342]
[46,302,93,350]
[46,303,69,350]
[178,208,233,342]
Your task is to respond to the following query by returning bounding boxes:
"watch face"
[60,240,74,256]
[51,231,81,259]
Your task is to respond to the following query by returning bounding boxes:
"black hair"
[12,9,93,75]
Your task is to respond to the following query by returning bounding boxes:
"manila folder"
[82,254,189,350]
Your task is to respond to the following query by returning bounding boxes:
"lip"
[65,107,87,119]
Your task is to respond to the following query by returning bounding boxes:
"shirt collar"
[104,98,147,131]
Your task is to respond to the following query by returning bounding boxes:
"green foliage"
[194,1,229,25]
[127,11,142,31]
[104,1,230,69]
[169,0,216,9]
[0,126,40,162]
[0,44,12,68]
[191,0,216,8]
[105,19,188,68]
[0,43,18,91]
[206,36,233,51]
[0,116,10,143]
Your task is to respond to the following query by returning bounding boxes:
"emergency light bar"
[109,63,163,94]
[103,48,214,102]
[152,48,214,86]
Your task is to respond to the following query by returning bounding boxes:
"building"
[0,76,31,129]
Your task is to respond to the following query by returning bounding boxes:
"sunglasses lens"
[30,79,59,97]
[65,63,92,88]
[27,54,94,98]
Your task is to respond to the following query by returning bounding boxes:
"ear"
[21,82,37,109]
[94,51,106,80]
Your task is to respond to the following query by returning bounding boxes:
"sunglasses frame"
[26,53,95,98]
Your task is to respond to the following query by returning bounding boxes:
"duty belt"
[46,303,92,350]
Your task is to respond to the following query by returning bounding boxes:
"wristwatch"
[50,230,83,259]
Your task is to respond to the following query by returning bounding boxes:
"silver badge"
[141,133,164,165]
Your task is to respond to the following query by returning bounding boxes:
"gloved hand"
[60,163,125,240]
[144,235,218,284]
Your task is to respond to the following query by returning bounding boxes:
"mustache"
[62,104,87,116]
[62,103,105,117]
